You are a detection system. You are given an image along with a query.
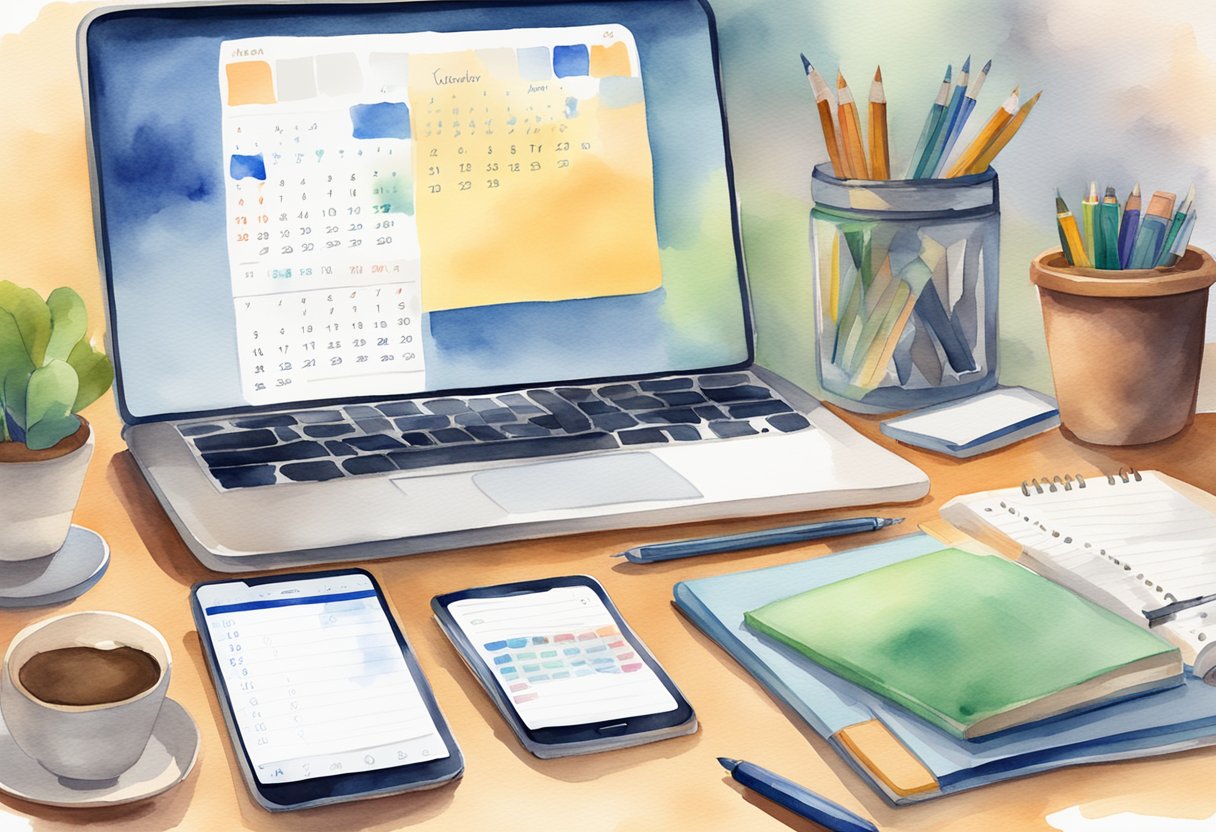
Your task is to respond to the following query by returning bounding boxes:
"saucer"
[0,526,109,608]
[0,698,199,808]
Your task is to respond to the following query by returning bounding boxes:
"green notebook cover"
[743,548,1182,739]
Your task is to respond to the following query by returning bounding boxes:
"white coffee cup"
[0,611,171,781]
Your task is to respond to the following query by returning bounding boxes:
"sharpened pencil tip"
[836,70,846,88]
[718,757,740,771]
[1132,183,1141,196]
[1088,181,1098,199]
[944,65,953,82]
[1056,191,1069,213]
[961,55,971,72]
[981,58,993,73]
[801,53,811,73]
[874,65,882,81]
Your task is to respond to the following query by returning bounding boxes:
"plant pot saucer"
[0,526,109,608]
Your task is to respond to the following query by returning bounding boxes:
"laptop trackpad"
[471,453,701,514]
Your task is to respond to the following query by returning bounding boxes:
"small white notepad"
[941,470,1216,677]
[880,387,1059,457]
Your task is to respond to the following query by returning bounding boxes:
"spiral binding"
[1004,467,1211,624]
[1019,473,1086,496]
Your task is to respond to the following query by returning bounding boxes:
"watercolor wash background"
[2,4,1216,831]
[4,0,1216,403]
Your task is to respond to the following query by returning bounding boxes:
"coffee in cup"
[0,611,171,781]
[19,645,161,707]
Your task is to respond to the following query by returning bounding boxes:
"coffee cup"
[0,611,171,781]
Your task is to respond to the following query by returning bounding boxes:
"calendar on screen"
[219,26,661,406]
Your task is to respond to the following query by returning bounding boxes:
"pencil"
[934,58,991,177]
[962,90,1041,175]
[1162,209,1197,267]
[837,71,869,179]
[916,55,969,179]
[1080,182,1100,268]
[1158,184,1195,264]
[905,65,952,179]
[1056,191,1091,268]
[1117,184,1141,268]
[1097,186,1121,269]
[802,55,845,178]
[1128,191,1176,269]
[868,66,890,180]
[944,87,1017,178]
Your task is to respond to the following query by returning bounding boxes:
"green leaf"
[45,287,88,364]
[0,281,51,367]
[0,308,34,429]
[25,360,79,450]
[67,340,114,413]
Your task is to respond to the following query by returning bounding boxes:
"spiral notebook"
[940,469,1216,678]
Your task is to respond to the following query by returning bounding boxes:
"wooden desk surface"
[3,399,1216,832]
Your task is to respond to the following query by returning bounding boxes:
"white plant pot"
[0,424,94,561]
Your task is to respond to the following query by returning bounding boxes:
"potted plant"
[0,281,113,560]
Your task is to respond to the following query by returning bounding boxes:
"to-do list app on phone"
[197,573,449,784]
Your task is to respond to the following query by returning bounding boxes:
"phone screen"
[196,572,450,784]
[446,585,678,730]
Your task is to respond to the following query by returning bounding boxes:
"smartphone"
[432,575,696,758]
[191,568,462,811]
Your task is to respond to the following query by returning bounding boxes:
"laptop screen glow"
[84,0,749,421]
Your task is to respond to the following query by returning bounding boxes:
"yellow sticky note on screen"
[409,49,661,312]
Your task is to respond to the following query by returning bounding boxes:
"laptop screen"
[84,0,750,422]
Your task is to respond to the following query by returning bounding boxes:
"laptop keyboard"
[177,372,816,490]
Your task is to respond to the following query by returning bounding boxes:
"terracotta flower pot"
[1029,247,1216,445]
[0,419,93,560]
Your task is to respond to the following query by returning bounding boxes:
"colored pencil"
[1080,181,1100,268]
[1117,184,1141,268]
[802,55,845,178]
[1097,186,1121,269]
[1162,209,1197,267]
[1056,191,1091,268]
[868,67,890,180]
[934,58,991,177]
[915,56,969,179]
[944,87,1017,178]
[905,65,952,179]
[836,72,869,179]
[1128,191,1176,269]
[1158,184,1195,264]
[961,89,1040,175]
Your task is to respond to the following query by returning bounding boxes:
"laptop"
[79,0,928,572]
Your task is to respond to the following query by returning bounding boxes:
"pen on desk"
[615,517,903,563]
[1143,591,1216,625]
[718,757,879,832]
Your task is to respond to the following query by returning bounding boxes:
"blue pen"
[1117,184,1141,269]
[614,517,903,563]
[719,757,879,832]
[914,55,969,179]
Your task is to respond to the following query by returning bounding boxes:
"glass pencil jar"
[810,164,1000,413]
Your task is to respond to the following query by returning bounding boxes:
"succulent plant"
[0,282,114,450]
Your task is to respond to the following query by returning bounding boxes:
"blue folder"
[673,533,1216,803]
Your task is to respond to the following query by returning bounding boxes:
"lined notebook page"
[955,472,1216,660]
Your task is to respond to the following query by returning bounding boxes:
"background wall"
[4,0,1216,399]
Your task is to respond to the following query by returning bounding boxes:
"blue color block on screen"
[229,153,266,180]
[553,44,589,77]
[349,102,411,139]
